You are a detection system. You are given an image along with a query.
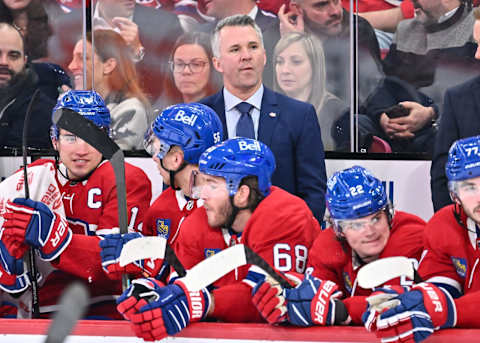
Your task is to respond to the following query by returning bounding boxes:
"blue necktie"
[235,102,255,139]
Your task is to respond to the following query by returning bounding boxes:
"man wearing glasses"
[0,90,151,318]
[251,165,425,326]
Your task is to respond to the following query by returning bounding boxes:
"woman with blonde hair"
[68,29,152,150]
[274,32,346,151]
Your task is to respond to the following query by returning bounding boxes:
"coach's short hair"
[211,14,264,57]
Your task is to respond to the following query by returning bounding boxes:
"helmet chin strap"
[160,159,188,191]
[55,152,103,183]
[224,195,250,230]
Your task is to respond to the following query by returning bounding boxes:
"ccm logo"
[313,280,336,324]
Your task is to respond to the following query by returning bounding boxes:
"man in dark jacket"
[199,0,281,86]
[0,23,55,149]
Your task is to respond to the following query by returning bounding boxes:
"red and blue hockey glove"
[362,283,457,343]
[3,198,72,261]
[0,240,24,277]
[128,279,211,341]
[99,233,166,280]
[0,271,31,294]
[117,277,165,321]
[252,273,349,326]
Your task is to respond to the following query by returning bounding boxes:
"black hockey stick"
[52,108,128,289]
[44,282,89,343]
[22,88,41,318]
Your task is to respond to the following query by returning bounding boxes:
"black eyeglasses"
[169,60,208,73]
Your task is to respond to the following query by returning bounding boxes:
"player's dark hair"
[239,176,266,212]
[224,176,266,230]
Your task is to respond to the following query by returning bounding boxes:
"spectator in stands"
[343,0,416,52]
[273,32,346,150]
[201,15,327,221]
[359,0,478,153]
[68,29,152,150]
[279,0,383,107]
[156,32,221,109]
[199,0,281,86]
[0,0,52,61]
[0,22,55,149]
[431,6,480,211]
[49,0,183,102]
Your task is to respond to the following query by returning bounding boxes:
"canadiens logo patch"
[204,248,221,258]
[343,272,353,294]
[156,219,171,239]
[451,257,467,278]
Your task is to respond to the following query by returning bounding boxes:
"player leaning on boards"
[99,103,223,280]
[362,135,480,343]
[0,90,151,318]
[252,166,425,326]
[116,137,320,341]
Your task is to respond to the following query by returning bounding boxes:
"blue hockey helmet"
[144,103,223,164]
[50,90,111,139]
[198,138,276,196]
[446,135,480,182]
[326,166,387,221]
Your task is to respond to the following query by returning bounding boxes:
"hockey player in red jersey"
[115,138,319,341]
[251,165,425,326]
[362,135,480,343]
[0,90,151,319]
[99,103,223,280]
[141,103,223,245]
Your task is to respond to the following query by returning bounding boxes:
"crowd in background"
[3,0,479,155]
[3,2,480,341]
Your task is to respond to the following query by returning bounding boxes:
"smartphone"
[384,104,410,119]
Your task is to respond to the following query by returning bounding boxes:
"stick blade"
[119,236,168,267]
[177,244,248,291]
[357,256,415,289]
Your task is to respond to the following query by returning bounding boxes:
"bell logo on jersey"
[451,257,467,278]
[238,140,261,152]
[174,110,198,126]
[156,219,170,239]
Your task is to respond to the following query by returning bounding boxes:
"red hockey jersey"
[307,211,425,324]
[142,187,200,249]
[27,159,151,318]
[418,205,480,327]
[176,186,320,322]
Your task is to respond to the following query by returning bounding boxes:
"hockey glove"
[0,271,31,294]
[129,279,211,341]
[99,233,166,280]
[284,274,348,326]
[362,283,456,343]
[3,198,72,261]
[117,277,165,321]
[0,240,24,277]
[252,273,348,326]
